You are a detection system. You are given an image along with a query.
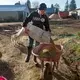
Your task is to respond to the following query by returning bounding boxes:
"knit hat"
[39,3,47,10]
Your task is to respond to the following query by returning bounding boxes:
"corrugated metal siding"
[0,11,19,20]
[0,5,29,21]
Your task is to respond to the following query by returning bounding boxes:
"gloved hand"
[24,27,30,34]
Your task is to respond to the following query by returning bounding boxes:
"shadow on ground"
[53,70,72,80]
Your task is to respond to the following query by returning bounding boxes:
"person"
[23,3,51,64]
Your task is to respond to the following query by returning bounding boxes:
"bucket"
[0,76,7,80]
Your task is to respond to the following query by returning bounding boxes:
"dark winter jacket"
[23,11,51,31]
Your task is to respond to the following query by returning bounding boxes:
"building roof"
[76,8,80,10]
[69,8,80,12]
[0,5,29,12]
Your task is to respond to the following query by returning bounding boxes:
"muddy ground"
[0,20,80,80]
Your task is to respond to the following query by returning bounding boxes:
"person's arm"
[23,12,33,27]
[43,15,51,32]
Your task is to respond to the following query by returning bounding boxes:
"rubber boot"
[25,47,32,62]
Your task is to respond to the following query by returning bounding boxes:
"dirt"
[0,20,80,80]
